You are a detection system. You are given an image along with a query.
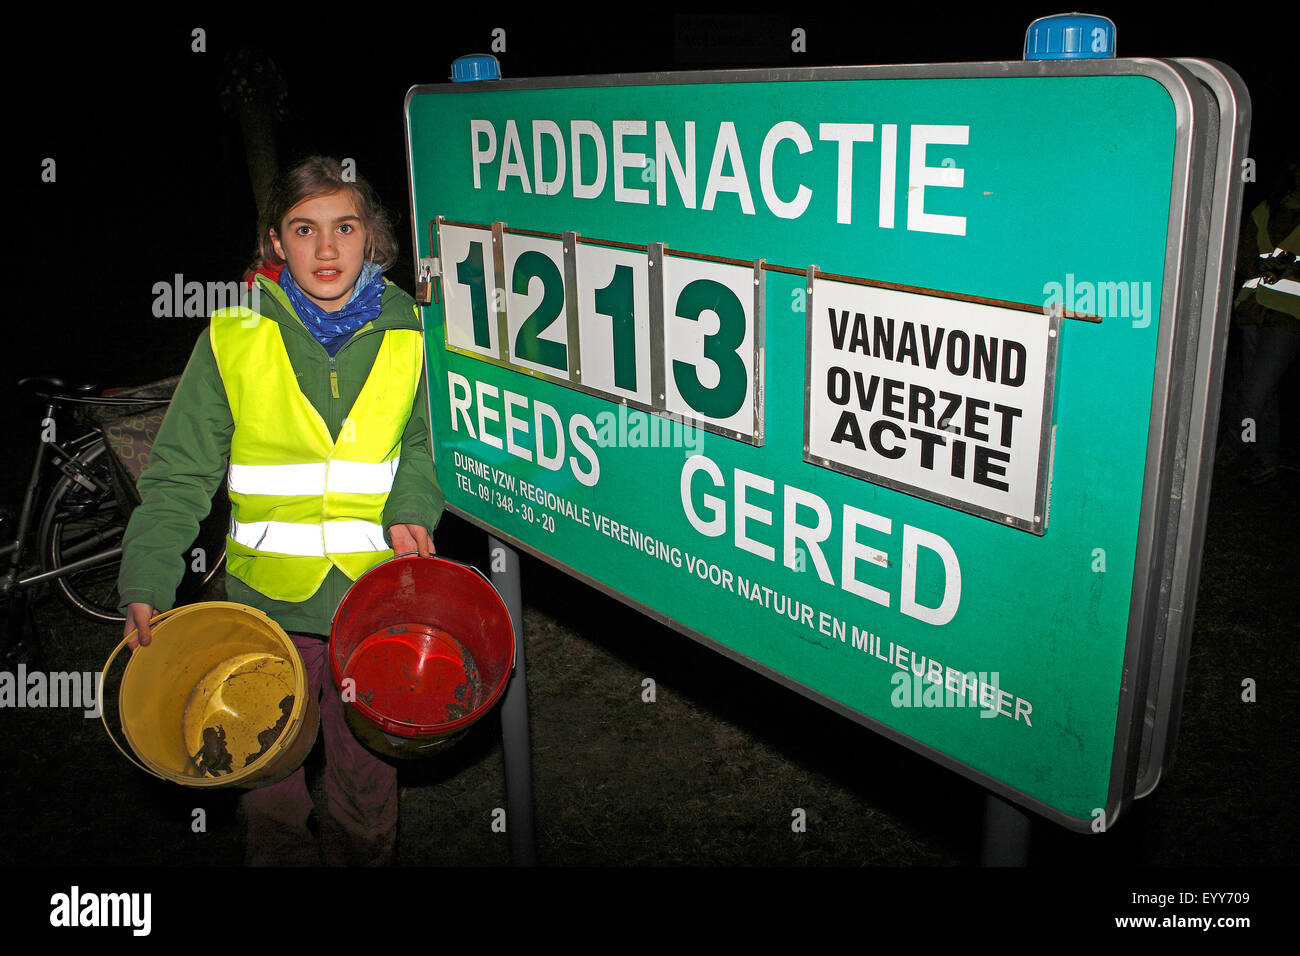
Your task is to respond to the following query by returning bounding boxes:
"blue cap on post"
[1024,13,1116,59]
[451,54,501,82]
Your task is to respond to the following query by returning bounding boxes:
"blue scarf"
[279,261,387,356]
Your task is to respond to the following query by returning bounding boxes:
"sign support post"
[980,794,1032,866]
[490,534,535,865]
[444,54,537,867]
[969,13,1115,867]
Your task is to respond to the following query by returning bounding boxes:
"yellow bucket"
[103,601,319,789]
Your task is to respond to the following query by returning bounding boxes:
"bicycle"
[0,376,225,625]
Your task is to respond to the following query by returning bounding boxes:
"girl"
[119,155,443,865]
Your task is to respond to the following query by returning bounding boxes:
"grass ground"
[1,460,1295,871]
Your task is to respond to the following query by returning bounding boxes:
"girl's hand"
[389,523,435,558]
[124,602,157,649]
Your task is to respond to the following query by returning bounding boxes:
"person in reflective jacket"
[118,156,444,865]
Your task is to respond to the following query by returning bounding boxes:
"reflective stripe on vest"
[1240,248,1300,299]
[227,458,402,496]
[229,518,390,556]
[1239,206,1300,318]
[210,306,424,602]
[1241,275,1300,296]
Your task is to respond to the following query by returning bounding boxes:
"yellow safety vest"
[209,309,424,602]
[1238,202,1300,319]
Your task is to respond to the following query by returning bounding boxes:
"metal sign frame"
[1133,59,1251,797]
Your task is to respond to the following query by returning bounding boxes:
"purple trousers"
[239,633,398,866]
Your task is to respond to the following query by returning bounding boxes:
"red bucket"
[330,555,514,756]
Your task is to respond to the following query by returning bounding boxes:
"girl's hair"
[252,156,399,273]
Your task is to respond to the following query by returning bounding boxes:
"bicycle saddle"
[17,376,102,397]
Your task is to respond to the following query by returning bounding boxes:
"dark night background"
[4,3,1295,937]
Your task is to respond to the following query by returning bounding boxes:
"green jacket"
[118,275,444,636]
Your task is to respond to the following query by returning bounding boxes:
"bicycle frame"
[0,394,156,599]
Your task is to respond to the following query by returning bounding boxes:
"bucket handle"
[99,606,191,782]
[390,550,499,589]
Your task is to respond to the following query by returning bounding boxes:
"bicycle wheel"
[38,439,229,623]
[37,437,127,623]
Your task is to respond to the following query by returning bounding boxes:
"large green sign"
[405,59,1246,830]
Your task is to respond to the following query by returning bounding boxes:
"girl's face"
[271,190,369,311]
